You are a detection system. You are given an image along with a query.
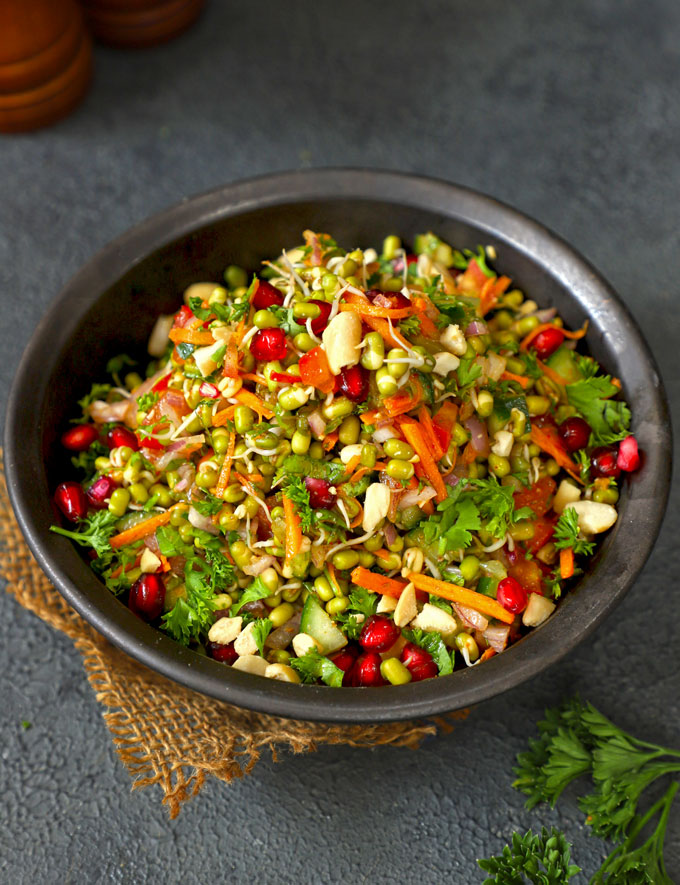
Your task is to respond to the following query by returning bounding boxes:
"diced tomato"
[172,305,195,328]
[526,515,557,554]
[513,476,556,517]
[152,373,171,393]
[508,557,544,596]
[433,423,451,453]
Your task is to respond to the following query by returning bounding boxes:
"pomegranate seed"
[128,574,165,621]
[252,280,284,310]
[173,305,196,328]
[400,642,434,671]
[86,476,118,509]
[366,289,411,310]
[591,446,621,479]
[54,482,87,522]
[338,364,369,403]
[331,648,358,672]
[353,651,386,687]
[409,660,439,682]
[304,476,336,509]
[558,416,592,452]
[497,576,528,614]
[250,328,287,361]
[530,326,565,359]
[617,436,640,472]
[198,382,220,399]
[359,616,401,653]
[207,640,238,664]
[107,425,139,451]
[309,299,331,336]
[61,424,99,451]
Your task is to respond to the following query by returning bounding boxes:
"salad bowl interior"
[4,170,671,722]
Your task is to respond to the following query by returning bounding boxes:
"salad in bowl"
[50,229,639,688]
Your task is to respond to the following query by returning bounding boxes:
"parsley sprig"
[49,510,119,557]
[291,650,344,687]
[478,827,580,884]
[552,508,595,557]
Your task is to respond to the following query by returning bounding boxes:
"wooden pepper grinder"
[79,0,205,49]
[0,0,92,133]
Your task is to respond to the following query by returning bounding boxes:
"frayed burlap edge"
[0,454,470,817]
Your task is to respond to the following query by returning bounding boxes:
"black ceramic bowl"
[5,170,671,722]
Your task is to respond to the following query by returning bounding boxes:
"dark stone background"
[1,1,678,882]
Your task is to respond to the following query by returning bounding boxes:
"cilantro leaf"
[188,296,213,321]
[191,494,224,518]
[553,508,595,557]
[70,440,109,474]
[251,618,273,657]
[175,341,195,360]
[398,315,421,338]
[437,494,481,551]
[291,650,344,687]
[272,305,306,337]
[280,475,314,532]
[468,477,534,540]
[230,575,272,615]
[203,547,235,590]
[566,376,631,446]
[50,510,119,557]
[155,526,183,556]
[456,357,483,393]
[403,628,454,675]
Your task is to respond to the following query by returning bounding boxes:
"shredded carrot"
[420,497,435,515]
[500,369,530,389]
[234,388,274,419]
[350,567,409,599]
[111,551,142,578]
[232,315,247,347]
[212,405,237,426]
[362,314,411,351]
[480,275,511,316]
[223,341,239,378]
[520,320,588,352]
[349,465,370,483]
[282,492,303,564]
[234,472,264,484]
[345,454,362,476]
[407,572,515,625]
[373,461,391,472]
[382,377,424,417]
[339,299,413,320]
[535,358,569,387]
[168,327,215,346]
[400,421,447,503]
[109,505,181,550]
[373,548,393,562]
[323,431,339,452]
[214,432,235,498]
[239,372,268,385]
[479,648,497,663]
[360,409,384,425]
[560,547,575,580]
[416,406,444,461]
[349,505,363,529]
[611,377,622,389]
[432,400,458,451]
[530,424,583,483]
[462,441,477,465]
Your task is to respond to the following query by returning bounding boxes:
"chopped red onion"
[453,603,489,632]
[243,555,277,577]
[482,623,511,653]
[383,522,398,547]
[398,486,437,510]
[464,415,490,457]
[307,409,327,439]
[465,320,488,336]
[188,506,220,535]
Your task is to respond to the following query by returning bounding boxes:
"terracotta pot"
[0,0,92,133]
[80,0,205,48]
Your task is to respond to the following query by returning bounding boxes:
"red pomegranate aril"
[400,642,434,671]
[206,640,238,665]
[128,574,166,621]
[353,651,386,687]
[54,481,87,522]
[497,576,528,614]
[331,648,357,672]
[558,416,591,452]
[530,326,565,359]
[252,279,284,310]
[304,476,336,509]
[309,299,332,336]
[591,445,621,479]
[199,382,220,399]
[61,424,99,451]
[409,660,439,682]
[86,476,117,509]
[617,435,640,472]
[250,327,287,361]
[107,425,139,451]
[359,615,401,653]
[338,364,369,402]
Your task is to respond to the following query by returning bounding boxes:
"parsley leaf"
[279,475,313,532]
[478,827,581,883]
[155,526,183,556]
[468,477,534,540]
[403,628,454,675]
[230,575,272,615]
[398,315,421,338]
[272,305,306,337]
[290,650,344,687]
[566,376,631,446]
[553,508,595,557]
[191,494,224,518]
[433,493,481,552]
[188,296,213,321]
[136,391,159,413]
[456,357,483,393]
[251,618,273,657]
[49,510,119,557]
[70,440,109,474]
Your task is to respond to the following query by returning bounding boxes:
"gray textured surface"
[1,1,678,882]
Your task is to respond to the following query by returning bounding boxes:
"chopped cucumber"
[300,596,347,655]
[545,346,583,385]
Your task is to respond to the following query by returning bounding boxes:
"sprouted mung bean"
[51,231,639,688]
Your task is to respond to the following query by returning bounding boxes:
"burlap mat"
[0,455,469,817]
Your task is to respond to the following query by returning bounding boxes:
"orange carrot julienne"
[239,372,268,385]
[382,377,424,417]
[339,300,413,320]
[480,274,511,316]
[234,388,274,419]
[345,454,362,476]
[400,421,447,503]
[349,465,370,483]
[109,505,181,550]
[282,492,302,563]
[350,567,409,599]
[362,314,411,351]
[479,648,497,663]
[530,424,583,484]
[360,409,383,425]
[223,341,239,378]
[212,405,237,426]
[373,548,393,562]
[416,406,444,461]
[232,316,247,347]
[168,327,215,346]
[500,369,530,389]
[326,561,341,596]
[520,320,588,352]
[535,358,569,387]
[214,432,235,498]
[406,572,515,625]
[323,431,339,451]
[560,547,575,579]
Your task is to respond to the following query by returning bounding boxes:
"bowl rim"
[4,168,672,722]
